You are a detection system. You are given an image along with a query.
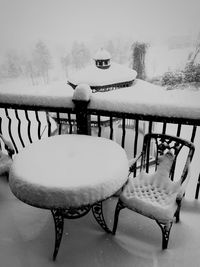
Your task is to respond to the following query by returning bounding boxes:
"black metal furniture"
[113,133,195,249]
[9,134,129,260]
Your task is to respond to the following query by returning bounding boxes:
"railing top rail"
[0,82,74,110]
[88,80,200,124]
[0,79,200,125]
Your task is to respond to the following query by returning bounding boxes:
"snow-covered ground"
[0,173,200,267]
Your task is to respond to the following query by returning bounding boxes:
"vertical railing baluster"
[109,116,113,140]
[162,122,167,134]
[195,173,200,199]
[191,125,197,143]
[24,110,32,143]
[148,121,153,134]
[68,113,73,134]
[56,112,62,135]
[146,121,153,173]
[15,109,25,148]
[0,116,2,134]
[0,116,2,150]
[97,115,101,137]
[46,112,51,137]
[191,125,198,199]
[133,119,139,177]
[176,123,182,137]
[5,108,18,153]
[134,119,139,157]
[35,111,42,140]
[121,118,126,148]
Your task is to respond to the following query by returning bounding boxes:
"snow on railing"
[88,79,200,124]
[0,82,74,109]
[0,79,200,123]
[0,79,200,199]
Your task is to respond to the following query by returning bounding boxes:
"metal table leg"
[51,209,64,261]
[92,200,112,234]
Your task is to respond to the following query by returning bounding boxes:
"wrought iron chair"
[0,134,15,177]
[112,133,195,249]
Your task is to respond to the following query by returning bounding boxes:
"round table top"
[9,134,129,209]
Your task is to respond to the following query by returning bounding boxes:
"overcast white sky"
[0,0,200,56]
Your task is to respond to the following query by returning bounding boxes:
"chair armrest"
[129,152,142,173]
[0,134,15,158]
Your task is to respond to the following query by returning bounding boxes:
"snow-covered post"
[72,84,92,135]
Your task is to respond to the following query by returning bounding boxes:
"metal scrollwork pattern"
[50,200,111,260]
[92,201,112,233]
[157,138,182,156]
[62,205,91,219]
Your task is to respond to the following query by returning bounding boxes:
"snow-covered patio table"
[8,134,129,260]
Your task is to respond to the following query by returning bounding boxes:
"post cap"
[72,84,92,102]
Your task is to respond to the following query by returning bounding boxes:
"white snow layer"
[0,79,200,120]
[72,84,92,101]
[68,62,137,86]
[0,81,74,108]
[89,80,200,120]
[9,134,129,208]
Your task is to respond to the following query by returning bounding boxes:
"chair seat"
[120,153,181,223]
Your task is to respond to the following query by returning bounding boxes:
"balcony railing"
[0,79,200,199]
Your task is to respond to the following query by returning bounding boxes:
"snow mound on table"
[9,135,129,209]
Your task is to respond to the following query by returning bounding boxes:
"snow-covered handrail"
[0,79,200,124]
[88,80,200,123]
[0,80,200,200]
[0,82,74,109]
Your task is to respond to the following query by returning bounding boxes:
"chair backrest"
[140,133,195,183]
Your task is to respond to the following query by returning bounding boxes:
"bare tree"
[131,42,149,80]
[61,54,71,77]
[4,51,22,78]
[23,60,38,85]
[32,41,52,84]
[71,42,90,69]
[188,32,200,65]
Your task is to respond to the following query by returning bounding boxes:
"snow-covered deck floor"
[0,174,200,267]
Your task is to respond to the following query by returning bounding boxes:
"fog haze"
[0,0,200,56]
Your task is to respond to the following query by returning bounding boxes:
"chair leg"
[175,198,182,223]
[112,199,125,235]
[156,221,173,249]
